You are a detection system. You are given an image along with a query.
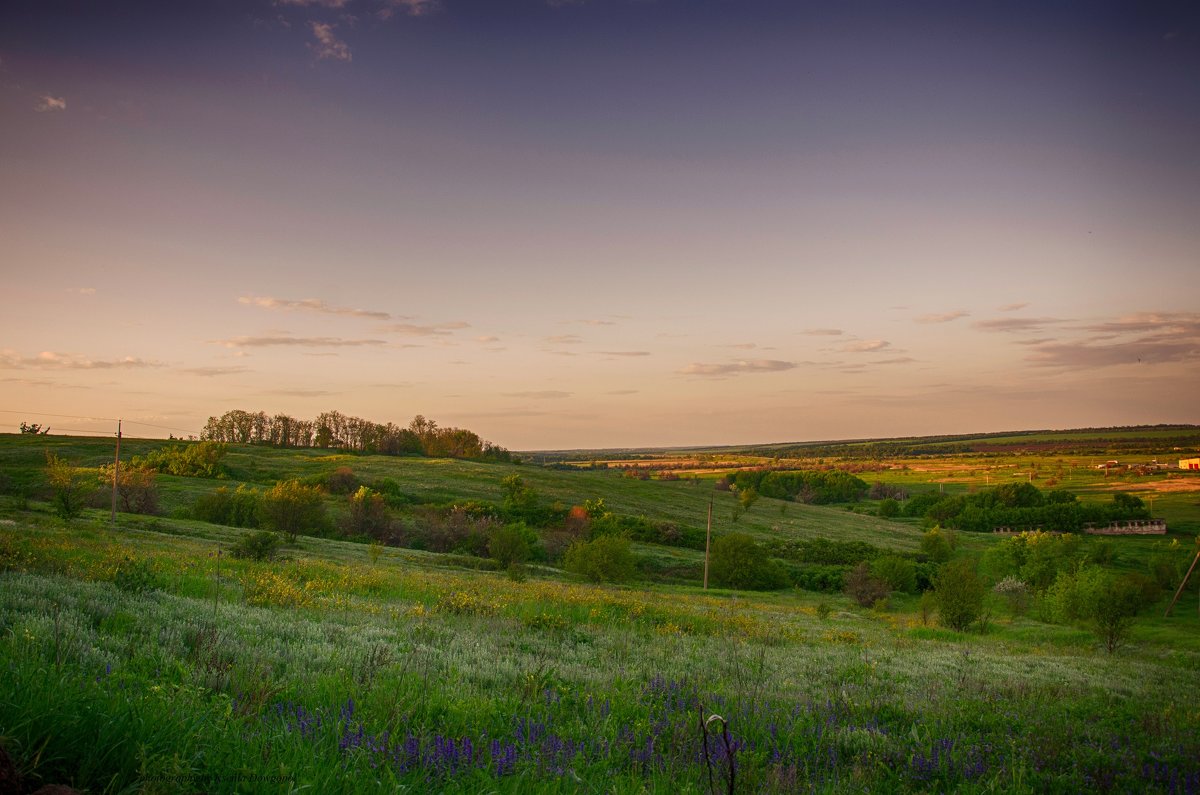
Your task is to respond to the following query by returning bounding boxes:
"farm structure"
[992,520,1167,536]
[1180,458,1200,470]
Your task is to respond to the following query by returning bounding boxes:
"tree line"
[199,409,513,462]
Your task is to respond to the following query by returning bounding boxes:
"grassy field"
[2,432,1200,793]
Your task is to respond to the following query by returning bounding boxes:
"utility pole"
[703,494,713,590]
[110,419,121,525]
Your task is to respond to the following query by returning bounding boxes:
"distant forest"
[200,409,513,462]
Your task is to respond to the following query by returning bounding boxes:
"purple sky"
[1,0,1197,449]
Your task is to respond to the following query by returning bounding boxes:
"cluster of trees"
[726,469,869,504]
[200,410,513,462]
[897,482,1148,532]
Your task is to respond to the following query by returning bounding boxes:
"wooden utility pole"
[703,494,713,590]
[1164,545,1200,618]
[110,419,122,525]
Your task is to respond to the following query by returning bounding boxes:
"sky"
[1,0,1198,450]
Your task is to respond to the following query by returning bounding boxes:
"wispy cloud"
[607,389,639,395]
[309,22,351,62]
[1078,312,1200,336]
[997,302,1029,312]
[842,339,890,353]
[915,311,968,324]
[382,321,469,336]
[679,360,796,377]
[871,357,917,365]
[802,328,843,336]
[545,334,584,345]
[1027,338,1200,369]
[68,287,96,295]
[264,388,341,397]
[238,295,391,320]
[973,317,1063,333]
[379,0,439,18]
[502,390,572,399]
[598,351,650,357]
[476,335,500,343]
[212,335,386,348]
[180,366,250,377]
[0,350,163,370]
[35,95,66,112]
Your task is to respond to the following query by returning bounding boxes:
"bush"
[113,557,164,594]
[258,480,328,543]
[844,562,891,607]
[877,498,900,518]
[1091,575,1144,653]
[325,467,360,495]
[708,533,789,591]
[870,555,917,594]
[230,530,282,562]
[342,486,392,540]
[920,527,954,563]
[193,485,260,527]
[932,558,984,631]
[137,441,226,478]
[993,575,1030,616]
[45,451,89,521]
[563,535,636,583]
[99,464,159,515]
[488,522,538,568]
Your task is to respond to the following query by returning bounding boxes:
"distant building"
[1181,458,1200,470]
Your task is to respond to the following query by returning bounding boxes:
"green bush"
[563,535,636,583]
[342,486,391,540]
[113,557,164,594]
[45,451,90,521]
[932,558,984,631]
[193,485,260,527]
[870,555,917,594]
[708,533,788,591]
[230,530,282,562]
[325,467,360,495]
[259,480,328,543]
[137,441,227,478]
[488,522,538,568]
[878,498,900,518]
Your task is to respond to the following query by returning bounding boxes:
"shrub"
[488,522,538,568]
[45,451,89,521]
[844,562,891,607]
[342,486,391,540]
[932,558,985,631]
[193,486,260,527]
[230,530,282,562]
[993,575,1030,616]
[708,533,789,591]
[563,535,636,583]
[920,527,953,563]
[1091,575,1144,653]
[99,464,159,515]
[870,555,917,594]
[325,467,360,495]
[113,557,164,594]
[137,441,226,478]
[258,480,328,543]
[877,498,900,518]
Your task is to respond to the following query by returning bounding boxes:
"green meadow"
[1,431,1199,793]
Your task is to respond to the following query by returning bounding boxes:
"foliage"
[342,486,391,540]
[19,422,50,435]
[980,531,1083,590]
[844,562,891,607]
[877,498,900,518]
[731,469,868,504]
[230,530,283,562]
[325,467,361,495]
[992,576,1030,616]
[932,558,985,631]
[917,483,1149,533]
[708,533,788,591]
[919,527,953,563]
[1045,566,1146,652]
[192,486,261,528]
[136,441,227,478]
[487,522,538,568]
[112,557,164,594]
[563,534,636,583]
[869,555,917,594]
[258,480,328,543]
[98,463,159,515]
[44,451,89,521]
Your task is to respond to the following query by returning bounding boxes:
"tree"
[932,558,985,631]
[19,422,49,435]
[44,451,88,521]
[100,463,159,515]
[708,533,788,591]
[488,522,537,568]
[259,480,327,543]
[1089,576,1144,653]
[845,562,891,607]
[920,527,953,563]
[878,498,900,518]
[870,555,917,594]
[563,534,636,583]
[343,486,391,540]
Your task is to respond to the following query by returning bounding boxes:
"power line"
[0,409,197,435]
